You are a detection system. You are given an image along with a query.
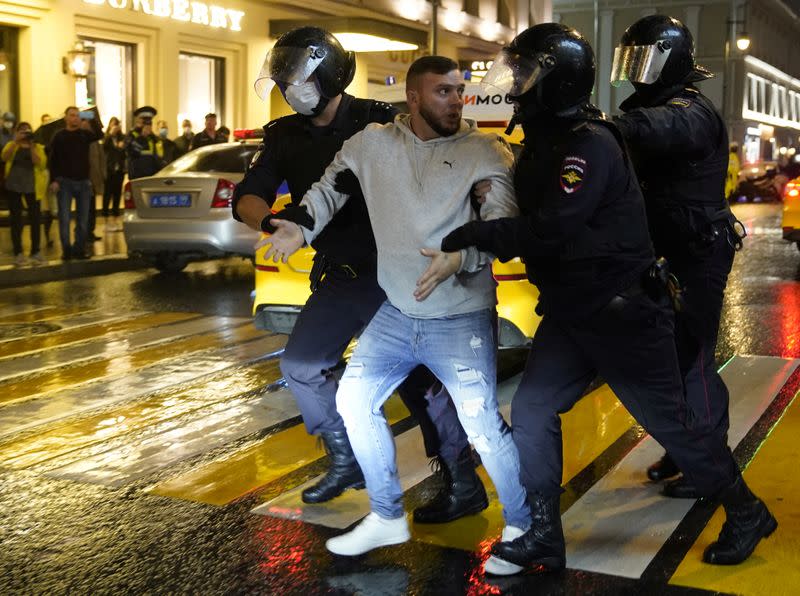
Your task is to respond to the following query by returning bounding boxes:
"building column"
[597,9,614,114]
[684,6,701,40]
[530,0,553,27]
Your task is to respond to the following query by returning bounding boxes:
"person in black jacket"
[611,15,745,498]
[233,27,486,522]
[48,106,103,259]
[442,23,776,575]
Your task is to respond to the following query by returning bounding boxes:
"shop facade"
[1,0,538,133]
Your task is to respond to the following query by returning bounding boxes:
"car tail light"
[233,128,264,140]
[211,178,236,208]
[123,181,134,209]
[785,181,799,199]
[255,264,279,272]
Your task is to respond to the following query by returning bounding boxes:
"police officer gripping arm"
[611,15,745,498]
[232,27,488,522]
[441,23,776,575]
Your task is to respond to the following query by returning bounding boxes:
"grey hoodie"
[300,115,518,318]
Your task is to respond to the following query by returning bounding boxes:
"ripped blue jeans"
[336,302,530,528]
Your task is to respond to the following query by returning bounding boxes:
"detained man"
[262,56,531,559]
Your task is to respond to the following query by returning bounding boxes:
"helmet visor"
[610,43,672,87]
[254,45,328,100]
[480,48,555,97]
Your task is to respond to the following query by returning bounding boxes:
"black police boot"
[703,475,777,565]
[490,494,566,571]
[301,431,365,504]
[663,476,701,499]
[413,447,489,523]
[647,453,680,482]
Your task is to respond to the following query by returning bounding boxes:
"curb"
[0,255,151,289]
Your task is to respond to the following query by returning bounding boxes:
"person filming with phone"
[47,106,103,260]
[1,121,48,266]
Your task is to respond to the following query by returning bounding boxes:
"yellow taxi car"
[782,176,800,252]
[253,193,540,348]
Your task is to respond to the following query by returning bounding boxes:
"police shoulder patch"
[560,156,587,194]
[668,98,692,108]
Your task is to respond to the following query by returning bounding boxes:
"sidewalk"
[0,212,149,288]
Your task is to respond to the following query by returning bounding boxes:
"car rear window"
[162,144,259,174]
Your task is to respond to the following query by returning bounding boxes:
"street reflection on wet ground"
[0,204,798,595]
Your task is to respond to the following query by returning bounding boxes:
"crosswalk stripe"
[0,356,285,470]
[147,395,412,505]
[0,320,264,406]
[0,311,197,357]
[669,373,800,593]
[0,315,246,382]
[46,385,301,486]
[0,332,286,441]
[0,311,141,348]
[251,377,636,547]
[561,355,799,579]
[0,304,53,317]
[0,306,97,324]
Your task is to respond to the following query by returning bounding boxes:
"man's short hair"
[406,56,459,89]
[64,106,79,115]
[204,113,217,120]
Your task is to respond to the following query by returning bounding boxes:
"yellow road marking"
[0,355,284,470]
[413,383,636,551]
[670,388,800,593]
[0,321,265,407]
[0,306,94,324]
[149,395,411,505]
[0,312,199,359]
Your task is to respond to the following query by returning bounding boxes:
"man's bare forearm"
[236,194,272,231]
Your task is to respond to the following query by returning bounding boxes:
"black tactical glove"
[441,220,490,253]
[334,168,361,197]
[260,204,315,233]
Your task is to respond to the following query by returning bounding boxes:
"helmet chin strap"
[309,95,330,117]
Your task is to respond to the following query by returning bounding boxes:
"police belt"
[309,253,376,291]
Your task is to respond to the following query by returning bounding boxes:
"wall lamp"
[270,18,427,52]
[62,41,93,78]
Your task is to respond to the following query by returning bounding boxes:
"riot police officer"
[611,15,744,498]
[126,106,165,180]
[232,27,486,521]
[441,23,776,574]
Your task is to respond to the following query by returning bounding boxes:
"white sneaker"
[13,254,28,267]
[30,253,47,266]
[484,525,526,576]
[326,512,410,556]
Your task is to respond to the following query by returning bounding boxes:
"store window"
[0,26,19,120]
[179,52,225,133]
[80,39,136,132]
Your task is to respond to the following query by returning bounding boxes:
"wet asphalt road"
[0,203,798,595]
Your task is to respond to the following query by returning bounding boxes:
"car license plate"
[150,193,191,208]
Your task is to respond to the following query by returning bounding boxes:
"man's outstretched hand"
[414,248,462,301]
[255,218,305,263]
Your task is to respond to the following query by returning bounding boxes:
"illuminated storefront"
[734,56,800,163]
[1,0,521,132]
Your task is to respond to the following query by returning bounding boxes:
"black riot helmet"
[254,27,356,101]
[482,23,595,118]
[611,15,712,89]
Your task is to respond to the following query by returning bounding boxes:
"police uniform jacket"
[232,93,397,265]
[126,130,165,179]
[615,85,730,260]
[459,111,654,319]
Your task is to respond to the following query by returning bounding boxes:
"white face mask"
[284,81,321,116]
